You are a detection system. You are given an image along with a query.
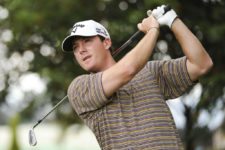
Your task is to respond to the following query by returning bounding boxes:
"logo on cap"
[96,28,108,37]
[72,24,85,34]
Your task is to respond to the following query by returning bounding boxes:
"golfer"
[62,5,213,150]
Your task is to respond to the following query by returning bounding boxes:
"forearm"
[102,15,159,97]
[171,18,213,80]
[102,28,159,97]
[121,28,159,77]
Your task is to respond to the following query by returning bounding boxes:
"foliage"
[8,114,20,150]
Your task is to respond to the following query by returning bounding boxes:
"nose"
[73,41,86,55]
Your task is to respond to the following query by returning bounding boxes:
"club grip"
[163,5,171,14]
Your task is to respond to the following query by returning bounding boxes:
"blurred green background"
[0,0,224,149]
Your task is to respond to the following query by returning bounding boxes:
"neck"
[89,53,116,73]
[99,55,116,72]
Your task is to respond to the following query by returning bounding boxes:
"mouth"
[83,55,91,62]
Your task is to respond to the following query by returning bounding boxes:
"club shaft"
[33,95,68,129]
[112,31,142,57]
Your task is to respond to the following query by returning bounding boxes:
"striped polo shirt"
[68,57,194,150]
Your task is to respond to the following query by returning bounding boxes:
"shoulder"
[146,57,187,68]
[67,72,103,95]
[68,74,88,89]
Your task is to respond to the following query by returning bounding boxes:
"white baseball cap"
[62,20,110,52]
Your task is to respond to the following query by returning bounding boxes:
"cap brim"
[62,35,75,52]
[62,34,100,52]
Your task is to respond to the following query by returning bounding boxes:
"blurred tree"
[9,113,20,150]
[0,0,225,149]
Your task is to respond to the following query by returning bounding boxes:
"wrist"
[170,16,179,28]
[167,10,178,28]
[146,27,159,33]
[170,17,180,30]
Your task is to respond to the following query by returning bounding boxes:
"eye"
[84,38,92,43]
[72,45,78,52]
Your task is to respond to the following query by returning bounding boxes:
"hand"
[137,15,159,33]
[149,5,178,28]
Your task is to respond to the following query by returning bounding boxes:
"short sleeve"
[67,72,109,115]
[147,57,195,99]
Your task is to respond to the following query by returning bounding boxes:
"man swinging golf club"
[62,5,213,149]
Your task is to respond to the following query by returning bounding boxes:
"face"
[72,36,111,72]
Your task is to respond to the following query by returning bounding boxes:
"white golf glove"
[147,5,178,28]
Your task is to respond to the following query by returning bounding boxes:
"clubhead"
[29,129,37,146]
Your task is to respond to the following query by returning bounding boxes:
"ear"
[103,38,112,50]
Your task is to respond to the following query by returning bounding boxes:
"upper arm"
[171,18,213,81]
[153,57,195,99]
[67,74,109,115]
[102,62,135,98]
[186,58,213,82]
[186,59,201,82]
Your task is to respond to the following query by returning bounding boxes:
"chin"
[83,66,95,72]
[87,66,99,73]
[82,63,98,72]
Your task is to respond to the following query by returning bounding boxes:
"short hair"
[98,35,113,54]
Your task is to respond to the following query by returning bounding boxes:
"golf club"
[28,5,171,147]
[28,95,68,146]
[112,5,171,57]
